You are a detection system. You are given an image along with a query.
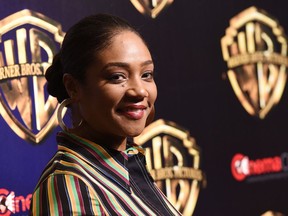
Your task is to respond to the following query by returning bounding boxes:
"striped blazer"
[30,131,181,215]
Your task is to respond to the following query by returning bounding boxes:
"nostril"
[126,88,148,98]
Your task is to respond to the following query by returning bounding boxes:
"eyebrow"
[101,60,154,71]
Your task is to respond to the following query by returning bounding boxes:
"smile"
[117,105,147,120]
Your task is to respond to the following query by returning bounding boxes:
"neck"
[70,124,127,151]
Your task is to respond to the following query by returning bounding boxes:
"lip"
[117,104,147,120]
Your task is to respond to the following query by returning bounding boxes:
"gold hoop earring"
[57,98,83,132]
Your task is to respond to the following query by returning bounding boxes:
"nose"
[125,79,148,99]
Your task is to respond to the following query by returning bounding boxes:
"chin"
[122,125,145,137]
[125,130,143,138]
[116,118,147,137]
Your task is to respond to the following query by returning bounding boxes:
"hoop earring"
[57,98,83,132]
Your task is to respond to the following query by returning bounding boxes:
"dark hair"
[45,13,143,103]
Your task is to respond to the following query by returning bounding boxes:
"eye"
[109,73,127,83]
[142,71,154,81]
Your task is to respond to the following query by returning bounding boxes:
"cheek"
[83,87,122,111]
[149,83,158,103]
[79,92,114,123]
[101,87,124,106]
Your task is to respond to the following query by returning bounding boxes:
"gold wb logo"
[221,7,288,119]
[134,119,205,215]
[0,10,65,143]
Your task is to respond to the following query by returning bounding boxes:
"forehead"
[97,31,152,62]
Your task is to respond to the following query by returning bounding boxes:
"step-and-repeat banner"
[0,1,288,216]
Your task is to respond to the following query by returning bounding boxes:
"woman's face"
[76,31,157,141]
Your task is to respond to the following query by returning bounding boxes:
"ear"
[63,73,81,101]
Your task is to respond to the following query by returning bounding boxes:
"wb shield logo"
[0,10,65,143]
[130,0,173,18]
[134,119,205,215]
[221,7,288,119]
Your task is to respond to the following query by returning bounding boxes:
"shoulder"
[30,173,104,215]
[35,171,94,193]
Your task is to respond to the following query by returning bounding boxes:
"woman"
[30,14,181,215]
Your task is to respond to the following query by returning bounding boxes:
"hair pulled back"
[45,14,141,103]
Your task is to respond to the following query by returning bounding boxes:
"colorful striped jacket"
[30,131,181,215]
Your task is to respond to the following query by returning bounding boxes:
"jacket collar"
[57,131,145,193]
